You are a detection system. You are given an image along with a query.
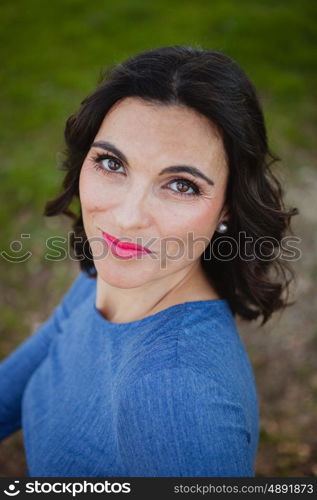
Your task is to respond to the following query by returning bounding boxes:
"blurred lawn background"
[0,0,316,477]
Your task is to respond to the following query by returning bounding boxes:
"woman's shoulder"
[136,298,241,356]
[117,301,259,447]
[120,299,253,392]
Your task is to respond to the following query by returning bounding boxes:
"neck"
[95,261,218,323]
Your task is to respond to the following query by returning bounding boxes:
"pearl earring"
[216,221,228,233]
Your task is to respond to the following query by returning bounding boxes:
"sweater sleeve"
[0,271,87,441]
[116,366,253,477]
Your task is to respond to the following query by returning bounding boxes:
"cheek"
[79,166,114,212]
[160,200,219,237]
[79,166,93,210]
[157,200,221,261]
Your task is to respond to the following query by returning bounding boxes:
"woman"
[0,46,298,477]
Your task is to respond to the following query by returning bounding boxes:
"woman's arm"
[0,271,87,440]
[116,365,253,477]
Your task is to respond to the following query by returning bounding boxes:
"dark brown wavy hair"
[44,45,299,325]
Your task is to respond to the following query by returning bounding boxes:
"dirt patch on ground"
[238,164,317,476]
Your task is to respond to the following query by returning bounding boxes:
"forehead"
[94,97,227,167]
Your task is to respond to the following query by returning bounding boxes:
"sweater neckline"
[90,283,228,328]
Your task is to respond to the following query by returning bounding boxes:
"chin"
[94,259,156,289]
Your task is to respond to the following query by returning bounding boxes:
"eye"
[92,153,124,175]
[167,179,201,197]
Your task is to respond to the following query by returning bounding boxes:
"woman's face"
[79,97,229,288]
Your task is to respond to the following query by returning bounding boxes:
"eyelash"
[91,153,202,198]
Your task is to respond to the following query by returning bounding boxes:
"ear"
[218,203,230,223]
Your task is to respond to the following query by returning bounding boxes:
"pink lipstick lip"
[101,231,152,254]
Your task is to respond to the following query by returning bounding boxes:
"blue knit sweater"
[0,270,259,477]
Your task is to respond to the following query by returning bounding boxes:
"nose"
[112,182,152,234]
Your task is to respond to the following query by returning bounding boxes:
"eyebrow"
[91,140,215,186]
